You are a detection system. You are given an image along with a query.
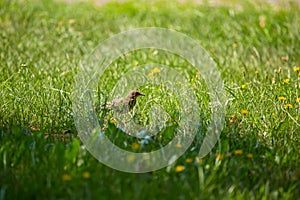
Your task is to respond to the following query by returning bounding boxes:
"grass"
[0,0,300,199]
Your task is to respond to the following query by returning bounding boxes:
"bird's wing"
[111,98,127,112]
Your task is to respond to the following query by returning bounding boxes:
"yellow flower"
[234,150,243,155]
[296,98,300,103]
[126,154,136,163]
[131,142,140,151]
[148,67,161,78]
[278,96,286,101]
[152,67,160,73]
[293,66,300,72]
[110,118,116,124]
[285,104,293,109]
[68,19,76,25]
[259,21,266,28]
[241,84,246,89]
[82,172,91,179]
[134,61,139,66]
[255,70,259,75]
[148,72,154,78]
[175,165,185,173]
[62,174,72,181]
[216,154,224,161]
[246,153,253,159]
[259,15,266,28]
[241,110,248,115]
[283,78,290,83]
[185,158,193,163]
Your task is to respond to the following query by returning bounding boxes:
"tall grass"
[0,0,299,199]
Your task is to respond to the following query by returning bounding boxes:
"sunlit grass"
[0,0,300,199]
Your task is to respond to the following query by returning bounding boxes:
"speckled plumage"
[107,90,145,113]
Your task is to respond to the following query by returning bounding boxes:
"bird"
[106,90,145,113]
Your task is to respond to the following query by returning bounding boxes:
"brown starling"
[106,90,145,113]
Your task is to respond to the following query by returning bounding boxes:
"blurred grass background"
[0,0,300,199]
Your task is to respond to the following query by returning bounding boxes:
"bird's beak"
[137,91,145,96]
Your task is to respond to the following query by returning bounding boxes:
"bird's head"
[127,90,145,100]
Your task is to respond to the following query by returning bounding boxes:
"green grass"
[1,0,300,199]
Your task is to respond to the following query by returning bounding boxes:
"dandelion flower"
[216,154,224,161]
[278,96,286,101]
[152,67,160,73]
[259,15,266,28]
[293,66,300,72]
[148,72,154,78]
[246,153,253,159]
[283,78,290,83]
[110,119,116,124]
[175,165,185,173]
[185,158,193,163]
[148,67,161,78]
[68,19,76,25]
[126,154,136,163]
[259,21,265,28]
[255,70,259,75]
[82,172,91,179]
[241,109,248,115]
[285,104,293,109]
[131,143,140,151]
[234,150,243,155]
[241,84,246,89]
[62,174,72,181]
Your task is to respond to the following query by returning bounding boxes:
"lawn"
[0,0,300,199]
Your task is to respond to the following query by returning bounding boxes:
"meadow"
[0,0,300,199]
